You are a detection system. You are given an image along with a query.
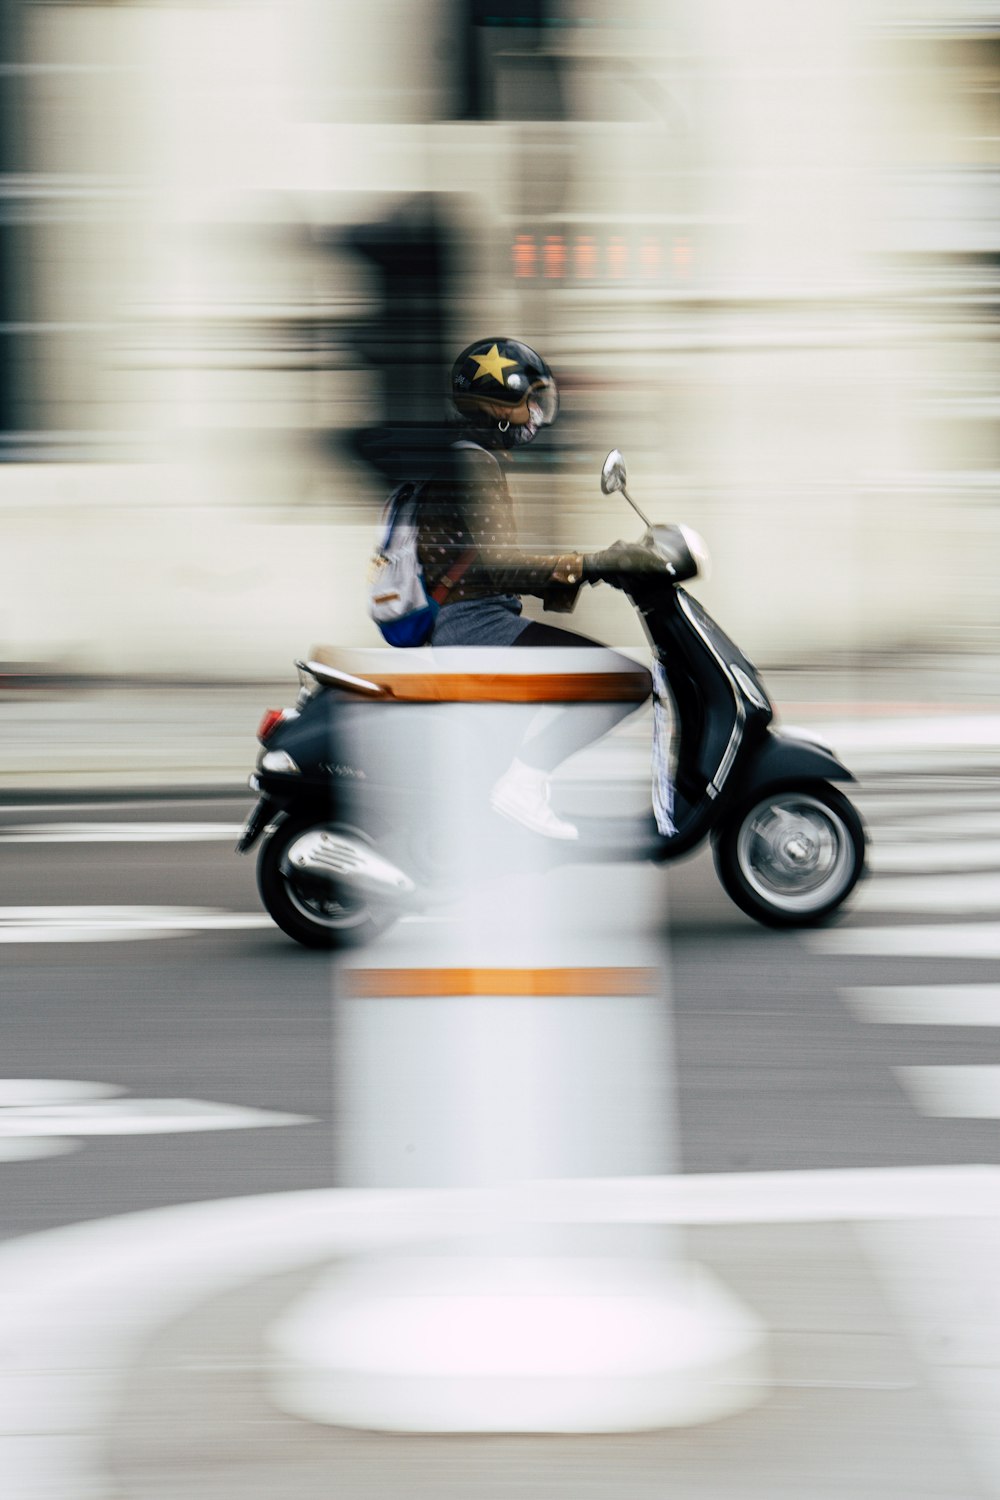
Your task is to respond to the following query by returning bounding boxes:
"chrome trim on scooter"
[283,829,415,900]
[260,749,300,775]
[731,665,769,712]
[675,591,746,800]
[296,659,386,697]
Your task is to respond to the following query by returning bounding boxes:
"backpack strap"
[429,545,478,605]
[381,480,424,547]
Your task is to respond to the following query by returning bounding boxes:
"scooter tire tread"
[712,781,867,930]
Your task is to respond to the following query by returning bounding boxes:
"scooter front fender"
[734,726,856,802]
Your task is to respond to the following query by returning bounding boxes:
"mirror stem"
[621,486,652,528]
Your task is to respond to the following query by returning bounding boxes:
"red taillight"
[257,708,286,743]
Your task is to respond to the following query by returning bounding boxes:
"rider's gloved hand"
[549,553,585,586]
[582,540,667,583]
[542,554,585,613]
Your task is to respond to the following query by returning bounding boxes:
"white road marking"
[856,792,1000,821]
[0,798,247,815]
[0,1137,79,1162]
[0,1098,311,1136]
[844,986,1000,1027]
[858,872,1000,914]
[0,822,243,843]
[875,812,1000,840]
[895,1066,1000,1119]
[872,840,1000,873]
[2,1166,1000,1499]
[0,1082,310,1159]
[822,714,1000,751]
[0,925,187,945]
[0,906,272,943]
[812,923,1000,960]
[0,1079,124,1105]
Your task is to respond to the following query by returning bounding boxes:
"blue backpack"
[367,482,476,648]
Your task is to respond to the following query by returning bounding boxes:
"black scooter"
[237,450,866,948]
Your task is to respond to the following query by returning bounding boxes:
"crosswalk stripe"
[0,823,243,843]
[872,812,1000,840]
[894,1066,1000,1119]
[856,792,1000,821]
[844,986,1000,1027]
[0,906,272,944]
[0,1137,78,1162]
[822,715,1000,748]
[872,841,1000,873]
[813,924,1000,960]
[0,1079,122,1104]
[858,873,1000,914]
[0,1097,311,1136]
[835,781,1000,1133]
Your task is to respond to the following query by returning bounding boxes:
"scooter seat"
[308,645,650,704]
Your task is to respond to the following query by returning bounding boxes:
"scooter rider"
[416,337,662,840]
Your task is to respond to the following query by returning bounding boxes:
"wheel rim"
[735,792,857,915]
[286,878,372,931]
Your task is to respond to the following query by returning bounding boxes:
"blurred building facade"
[0,0,998,676]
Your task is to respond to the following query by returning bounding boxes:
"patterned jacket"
[416,441,574,605]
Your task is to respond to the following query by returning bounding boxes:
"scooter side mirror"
[601,449,627,495]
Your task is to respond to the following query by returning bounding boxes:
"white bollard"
[268,656,766,1432]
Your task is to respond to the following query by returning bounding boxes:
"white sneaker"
[489,759,579,840]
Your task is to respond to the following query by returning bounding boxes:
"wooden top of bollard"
[308,646,651,704]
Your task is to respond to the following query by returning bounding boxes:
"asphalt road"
[1,772,998,1241]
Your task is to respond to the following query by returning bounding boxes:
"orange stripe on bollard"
[343,968,659,998]
[375,671,651,703]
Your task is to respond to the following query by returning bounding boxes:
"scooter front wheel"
[257,817,393,950]
[713,783,866,929]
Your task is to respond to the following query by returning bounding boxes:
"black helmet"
[450,338,558,447]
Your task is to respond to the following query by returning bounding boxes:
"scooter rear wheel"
[713,782,866,929]
[257,817,390,950]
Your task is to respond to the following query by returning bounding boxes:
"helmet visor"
[527,378,558,427]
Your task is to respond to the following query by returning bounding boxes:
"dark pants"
[511,621,652,774]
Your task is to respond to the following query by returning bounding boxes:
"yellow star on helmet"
[470,343,519,387]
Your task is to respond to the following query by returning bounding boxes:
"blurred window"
[0,9,140,460]
[509,224,697,286]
